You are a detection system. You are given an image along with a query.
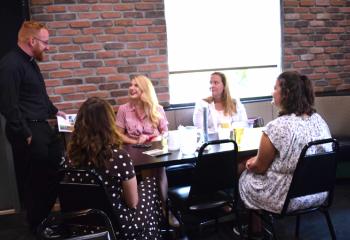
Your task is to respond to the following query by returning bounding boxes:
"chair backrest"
[58,169,120,229]
[281,138,339,214]
[188,139,238,201]
[37,209,116,240]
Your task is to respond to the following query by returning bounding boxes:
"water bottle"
[203,107,208,142]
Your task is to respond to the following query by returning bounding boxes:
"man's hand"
[26,136,32,145]
[56,111,67,119]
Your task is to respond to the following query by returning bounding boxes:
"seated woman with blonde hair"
[66,97,163,239]
[115,75,179,226]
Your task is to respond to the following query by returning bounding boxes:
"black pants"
[6,121,64,229]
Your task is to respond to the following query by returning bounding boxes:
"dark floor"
[1,180,349,240]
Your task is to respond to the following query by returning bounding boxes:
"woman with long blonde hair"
[116,75,168,144]
[193,72,248,132]
[115,75,179,226]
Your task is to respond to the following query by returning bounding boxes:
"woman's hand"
[138,134,148,144]
[245,157,256,170]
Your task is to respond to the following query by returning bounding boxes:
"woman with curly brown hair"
[66,97,163,240]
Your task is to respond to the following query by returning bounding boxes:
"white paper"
[142,148,169,157]
[57,114,76,132]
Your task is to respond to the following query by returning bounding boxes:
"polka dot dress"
[65,148,163,240]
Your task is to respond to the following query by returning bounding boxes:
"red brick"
[73,69,94,77]
[50,36,72,44]
[70,21,91,28]
[119,50,137,57]
[45,79,62,87]
[150,71,168,79]
[50,70,73,78]
[60,61,81,69]
[59,45,81,52]
[97,51,116,59]
[114,5,133,11]
[52,53,73,61]
[107,75,129,82]
[47,5,66,13]
[92,5,113,11]
[97,67,117,74]
[40,63,60,71]
[82,43,103,51]
[127,42,147,49]
[63,93,86,101]
[135,3,155,10]
[324,59,338,65]
[83,28,104,35]
[135,19,153,26]
[73,36,94,43]
[127,27,147,33]
[138,64,158,72]
[55,102,75,111]
[149,55,166,63]
[87,91,110,98]
[77,85,98,92]
[55,86,76,94]
[138,34,157,41]
[101,12,122,19]
[105,59,127,66]
[78,13,100,19]
[57,29,81,36]
[67,5,90,12]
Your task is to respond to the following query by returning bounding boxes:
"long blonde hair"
[133,75,162,128]
[204,72,237,116]
[18,20,47,43]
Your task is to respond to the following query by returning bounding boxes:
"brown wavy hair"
[204,72,237,115]
[67,97,122,168]
[277,71,316,116]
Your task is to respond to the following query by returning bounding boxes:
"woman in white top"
[193,72,248,132]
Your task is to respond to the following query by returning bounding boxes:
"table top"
[123,127,264,170]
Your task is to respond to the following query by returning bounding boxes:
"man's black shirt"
[0,46,57,139]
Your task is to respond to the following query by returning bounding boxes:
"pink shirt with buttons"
[116,102,168,140]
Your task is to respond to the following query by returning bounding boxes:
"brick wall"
[283,0,350,93]
[30,0,169,113]
[29,0,350,113]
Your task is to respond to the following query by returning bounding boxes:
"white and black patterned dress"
[239,113,332,213]
[65,148,163,240]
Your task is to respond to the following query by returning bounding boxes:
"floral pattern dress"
[64,148,163,240]
[239,113,332,213]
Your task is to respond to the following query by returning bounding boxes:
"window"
[164,0,282,104]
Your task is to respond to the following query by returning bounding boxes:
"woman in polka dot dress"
[66,97,163,240]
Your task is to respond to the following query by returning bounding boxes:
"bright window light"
[164,0,282,104]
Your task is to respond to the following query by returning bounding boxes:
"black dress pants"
[6,121,64,230]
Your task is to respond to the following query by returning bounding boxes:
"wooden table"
[123,128,264,170]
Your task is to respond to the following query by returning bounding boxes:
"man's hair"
[18,20,47,43]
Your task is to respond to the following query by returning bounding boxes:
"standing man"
[0,20,65,232]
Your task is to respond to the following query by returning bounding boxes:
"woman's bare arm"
[122,176,139,209]
[246,133,277,174]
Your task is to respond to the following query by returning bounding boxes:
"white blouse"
[193,98,248,132]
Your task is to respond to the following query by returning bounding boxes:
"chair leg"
[295,215,300,238]
[322,210,337,240]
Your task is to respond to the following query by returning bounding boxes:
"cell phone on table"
[132,143,152,148]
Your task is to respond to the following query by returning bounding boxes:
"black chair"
[37,209,117,240]
[249,138,339,240]
[168,139,242,235]
[38,168,121,239]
